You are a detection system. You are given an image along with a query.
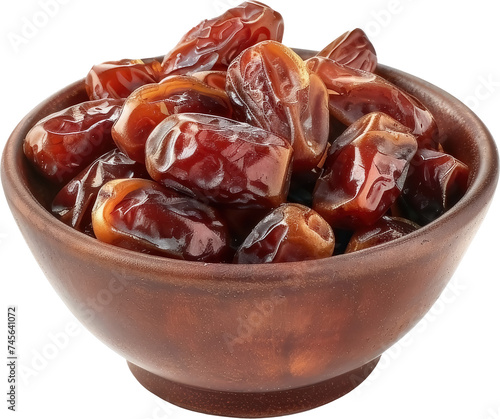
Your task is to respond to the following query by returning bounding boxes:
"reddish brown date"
[112,75,233,163]
[345,216,420,253]
[402,148,469,224]
[23,99,123,184]
[86,59,162,100]
[190,71,227,91]
[313,118,418,229]
[306,56,439,149]
[145,113,293,209]
[226,41,329,172]
[161,1,284,76]
[234,203,335,263]
[317,28,377,72]
[51,149,148,235]
[92,178,230,262]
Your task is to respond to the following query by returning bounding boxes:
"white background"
[1,0,499,418]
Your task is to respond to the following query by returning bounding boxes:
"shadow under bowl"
[1,52,498,417]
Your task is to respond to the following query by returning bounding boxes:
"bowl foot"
[127,357,380,418]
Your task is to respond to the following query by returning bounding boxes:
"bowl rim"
[2,60,499,291]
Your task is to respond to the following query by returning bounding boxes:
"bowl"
[2,50,498,418]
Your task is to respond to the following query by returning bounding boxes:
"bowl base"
[127,357,380,418]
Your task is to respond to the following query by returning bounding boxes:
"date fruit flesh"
[92,178,230,262]
[23,99,123,184]
[235,203,335,263]
[145,113,293,209]
[226,40,329,172]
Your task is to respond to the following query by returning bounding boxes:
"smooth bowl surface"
[2,53,498,417]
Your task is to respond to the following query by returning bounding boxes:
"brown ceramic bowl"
[1,50,499,418]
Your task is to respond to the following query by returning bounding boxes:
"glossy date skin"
[234,203,335,263]
[23,99,123,184]
[226,41,330,172]
[92,179,230,262]
[51,149,148,235]
[306,56,439,149]
[161,1,284,76]
[401,148,469,224]
[112,75,233,163]
[345,216,420,253]
[313,119,418,229]
[317,28,377,72]
[145,113,293,209]
[86,59,162,100]
[190,71,228,91]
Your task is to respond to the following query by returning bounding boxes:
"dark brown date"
[51,149,148,235]
[234,203,335,263]
[313,120,418,229]
[86,59,162,100]
[161,1,284,76]
[23,99,123,184]
[306,56,439,149]
[401,148,469,224]
[145,113,293,209]
[345,216,420,253]
[317,28,377,72]
[226,40,330,172]
[92,178,230,262]
[112,75,233,163]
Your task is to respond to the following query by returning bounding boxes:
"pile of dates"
[23,1,469,264]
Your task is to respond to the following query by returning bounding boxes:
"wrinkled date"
[145,113,293,209]
[112,75,233,163]
[51,149,148,235]
[317,28,377,72]
[345,216,420,253]
[23,99,123,184]
[92,178,230,262]
[86,59,162,100]
[402,148,470,224]
[226,41,330,172]
[234,203,335,263]
[161,1,284,76]
[306,56,439,149]
[313,114,418,229]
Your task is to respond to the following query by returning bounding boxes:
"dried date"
[145,113,293,209]
[23,99,123,184]
[226,40,330,172]
[86,59,162,100]
[234,203,335,263]
[112,75,233,163]
[317,28,377,72]
[306,56,439,149]
[92,178,230,262]
[51,149,148,235]
[161,1,284,76]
